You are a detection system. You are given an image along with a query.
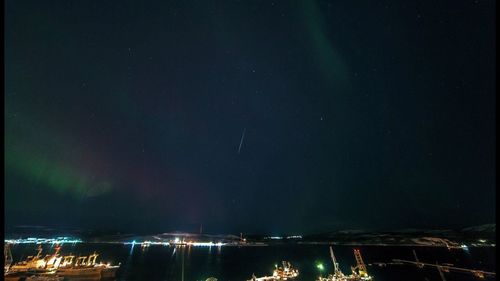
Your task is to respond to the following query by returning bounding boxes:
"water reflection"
[7,244,495,281]
[118,244,135,281]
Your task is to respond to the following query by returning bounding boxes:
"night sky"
[5,0,496,234]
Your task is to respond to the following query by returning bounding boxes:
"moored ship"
[248,261,299,281]
[5,244,64,281]
[5,244,120,280]
[7,245,54,273]
[273,261,299,280]
[56,252,120,278]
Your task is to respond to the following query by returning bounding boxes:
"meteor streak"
[238,128,246,154]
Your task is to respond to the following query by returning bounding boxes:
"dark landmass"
[299,223,495,246]
[5,224,495,247]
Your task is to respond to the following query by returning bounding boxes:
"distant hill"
[461,223,495,236]
[300,224,495,246]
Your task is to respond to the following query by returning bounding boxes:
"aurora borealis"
[5,0,496,234]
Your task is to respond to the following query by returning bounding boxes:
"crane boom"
[329,246,340,274]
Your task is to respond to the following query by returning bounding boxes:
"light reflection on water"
[8,244,496,281]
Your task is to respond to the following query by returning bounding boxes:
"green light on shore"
[316,263,324,271]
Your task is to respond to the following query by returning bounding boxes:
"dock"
[248,276,279,281]
[392,259,496,279]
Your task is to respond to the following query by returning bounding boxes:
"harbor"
[6,241,495,281]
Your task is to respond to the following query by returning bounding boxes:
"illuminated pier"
[392,258,496,279]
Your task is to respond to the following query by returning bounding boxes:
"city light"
[5,237,82,244]
[121,240,226,247]
[185,242,227,247]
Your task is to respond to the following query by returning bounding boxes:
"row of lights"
[5,237,82,244]
[123,239,225,247]
[265,235,303,240]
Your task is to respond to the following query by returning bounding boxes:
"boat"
[273,261,299,280]
[7,245,120,279]
[317,247,373,281]
[56,252,120,278]
[8,245,49,273]
[248,261,299,281]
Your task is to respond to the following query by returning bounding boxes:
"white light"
[4,237,82,244]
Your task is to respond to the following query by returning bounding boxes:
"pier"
[392,259,496,279]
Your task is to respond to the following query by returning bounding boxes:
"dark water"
[9,244,496,281]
